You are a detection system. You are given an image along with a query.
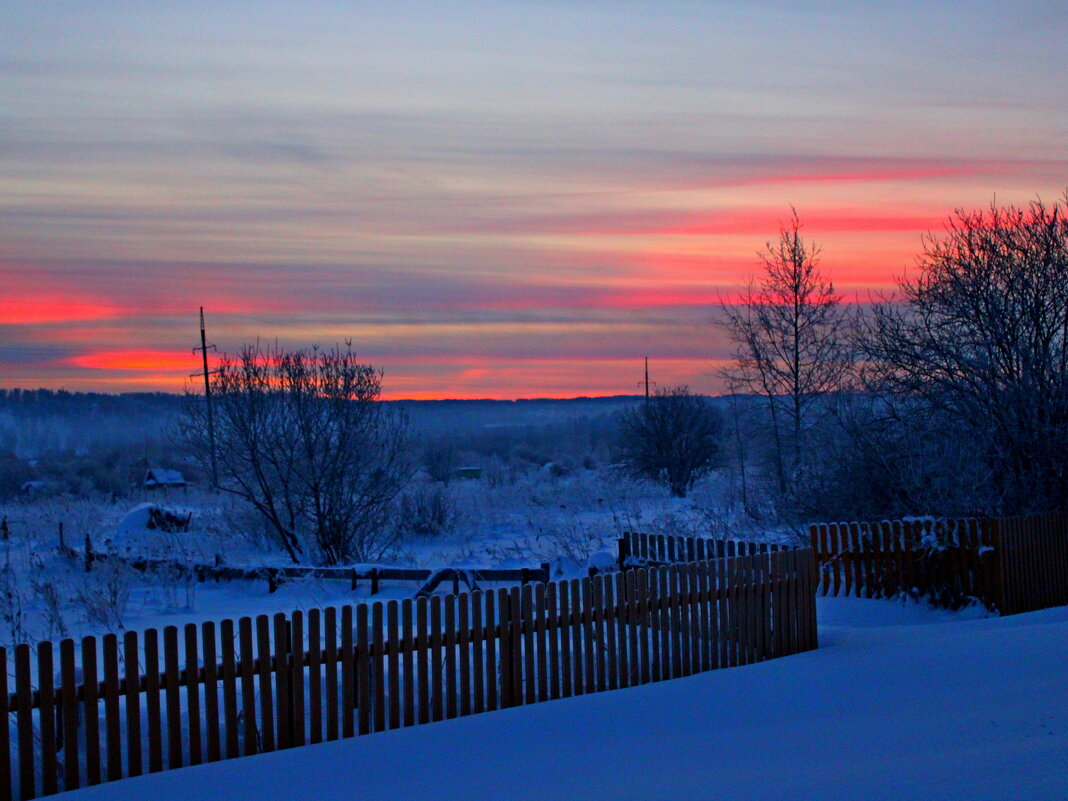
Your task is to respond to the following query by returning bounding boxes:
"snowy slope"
[68,598,1068,801]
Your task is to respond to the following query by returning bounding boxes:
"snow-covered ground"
[66,597,1068,801]
[0,471,767,649]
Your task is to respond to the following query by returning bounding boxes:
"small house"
[144,468,188,490]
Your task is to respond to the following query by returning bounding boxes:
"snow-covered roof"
[144,468,187,487]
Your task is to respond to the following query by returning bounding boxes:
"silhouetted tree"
[859,195,1068,515]
[617,386,722,497]
[178,343,411,564]
[720,210,851,504]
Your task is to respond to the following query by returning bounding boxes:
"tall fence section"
[1,548,818,800]
[810,512,1068,615]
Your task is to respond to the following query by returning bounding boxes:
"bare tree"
[617,386,722,498]
[859,195,1068,515]
[720,210,851,501]
[178,343,411,564]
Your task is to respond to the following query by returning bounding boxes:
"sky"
[1,1,1066,399]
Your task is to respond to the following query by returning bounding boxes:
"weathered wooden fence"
[810,512,1068,614]
[84,548,551,597]
[617,532,789,568]
[1,550,818,799]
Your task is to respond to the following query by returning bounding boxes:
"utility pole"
[638,357,655,404]
[192,307,219,489]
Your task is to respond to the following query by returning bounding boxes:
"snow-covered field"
[64,597,1068,801]
[0,470,767,649]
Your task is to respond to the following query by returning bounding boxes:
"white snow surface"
[68,597,1068,801]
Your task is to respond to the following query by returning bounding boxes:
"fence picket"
[402,599,416,726]
[15,644,34,800]
[60,639,79,791]
[202,622,221,762]
[220,622,241,761]
[38,643,57,795]
[272,615,289,751]
[443,596,457,720]
[184,623,202,763]
[355,604,370,737]
[0,648,7,799]
[388,600,401,727]
[237,618,257,756]
[290,612,305,748]
[532,584,547,702]
[122,631,141,777]
[81,637,101,786]
[558,581,572,698]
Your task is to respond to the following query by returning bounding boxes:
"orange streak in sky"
[66,350,199,371]
[3,297,123,325]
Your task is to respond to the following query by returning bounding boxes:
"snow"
[66,597,1068,801]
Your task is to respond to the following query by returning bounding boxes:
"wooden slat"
[458,594,470,716]
[81,637,101,786]
[614,571,629,689]
[569,579,585,696]
[677,565,690,677]
[373,602,386,734]
[355,604,369,736]
[254,617,274,753]
[402,599,416,726]
[238,618,257,756]
[38,642,57,795]
[520,586,534,705]
[60,639,79,791]
[626,569,641,686]
[636,569,650,685]
[184,623,202,764]
[323,607,338,741]
[163,626,183,767]
[290,611,305,748]
[444,595,458,719]
[647,569,661,682]
[342,605,356,738]
[388,600,401,727]
[272,614,289,750]
[306,610,322,744]
[15,644,34,800]
[590,577,607,692]
[581,578,596,693]
[603,577,618,690]
[416,597,430,722]
[220,619,239,759]
[737,556,750,666]
[483,591,497,712]
[202,622,221,762]
[535,583,549,701]
[144,629,164,770]
[546,582,561,699]
[430,596,444,720]
[102,634,122,780]
[558,581,572,698]
[122,631,141,777]
[0,648,8,800]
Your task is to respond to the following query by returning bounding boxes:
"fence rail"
[809,512,1068,615]
[1,550,818,800]
[84,550,551,596]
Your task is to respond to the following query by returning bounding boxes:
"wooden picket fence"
[616,532,790,568]
[810,512,1068,614]
[0,550,818,799]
